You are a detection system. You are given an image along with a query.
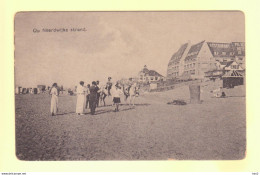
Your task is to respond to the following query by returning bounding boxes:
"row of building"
[134,40,245,89]
[166,41,245,81]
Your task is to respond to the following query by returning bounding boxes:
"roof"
[140,65,150,74]
[185,40,205,61]
[207,42,233,57]
[142,67,149,74]
[169,43,188,64]
[226,61,235,67]
[147,70,164,77]
[207,42,245,58]
[139,66,164,77]
[219,61,232,66]
[222,70,244,77]
[231,42,245,56]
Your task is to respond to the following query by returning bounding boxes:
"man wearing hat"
[96,80,101,107]
[89,81,99,115]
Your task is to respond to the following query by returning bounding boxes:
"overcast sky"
[14,11,245,88]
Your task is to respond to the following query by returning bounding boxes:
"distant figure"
[129,83,137,106]
[76,81,87,115]
[85,84,90,108]
[96,80,101,107]
[122,84,130,102]
[211,87,226,98]
[100,85,108,106]
[221,91,226,98]
[135,85,140,97]
[112,83,123,112]
[106,77,113,96]
[50,83,59,116]
[89,81,99,115]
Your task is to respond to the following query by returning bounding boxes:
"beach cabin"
[222,70,244,88]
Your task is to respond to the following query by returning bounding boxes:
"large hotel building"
[167,41,245,80]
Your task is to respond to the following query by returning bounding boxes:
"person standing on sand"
[106,77,113,96]
[76,81,87,115]
[85,84,90,108]
[129,82,137,106]
[89,81,99,115]
[50,83,58,116]
[96,80,101,107]
[112,83,123,112]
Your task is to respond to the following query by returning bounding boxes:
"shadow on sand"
[226,95,245,98]
[120,103,151,106]
[56,103,151,116]
[56,112,75,116]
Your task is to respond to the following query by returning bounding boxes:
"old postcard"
[14,11,245,160]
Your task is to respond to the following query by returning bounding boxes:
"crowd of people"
[49,77,140,116]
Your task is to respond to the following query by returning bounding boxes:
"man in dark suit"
[96,80,101,107]
[89,81,99,115]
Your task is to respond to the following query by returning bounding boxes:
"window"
[155,77,158,80]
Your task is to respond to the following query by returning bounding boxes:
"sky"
[14,11,245,88]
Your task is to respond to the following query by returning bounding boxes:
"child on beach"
[112,83,123,112]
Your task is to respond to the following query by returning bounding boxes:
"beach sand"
[15,82,246,160]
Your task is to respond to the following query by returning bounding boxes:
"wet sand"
[15,83,246,160]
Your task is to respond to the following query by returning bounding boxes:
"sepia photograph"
[14,11,246,161]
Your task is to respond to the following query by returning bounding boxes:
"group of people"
[210,87,226,98]
[49,77,140,116]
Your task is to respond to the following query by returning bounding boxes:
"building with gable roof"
[167,40,245,81]
[167,42,190,78]
[223,60,244,72]
[138,65,165,83]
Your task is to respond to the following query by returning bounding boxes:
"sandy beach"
[15,81,246,160]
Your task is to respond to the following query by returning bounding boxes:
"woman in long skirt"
[50,83,58,116]
[76,81,87,115]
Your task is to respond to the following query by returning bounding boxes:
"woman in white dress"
[76,81,87,115]
[50,83,58,116]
